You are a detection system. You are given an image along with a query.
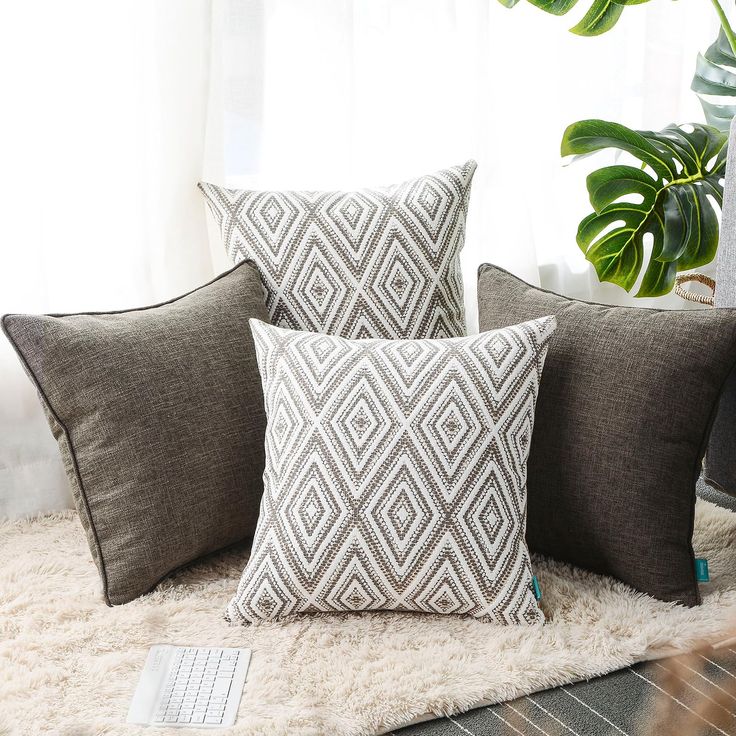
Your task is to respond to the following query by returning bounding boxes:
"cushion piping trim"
[478,262,736,606]
[477,263,736,315]
[0,259,259,605]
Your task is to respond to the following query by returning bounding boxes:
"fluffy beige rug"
[1,500,736,736]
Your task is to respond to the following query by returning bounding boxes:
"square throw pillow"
[2,261,270,605]
[199,161,477,339]
[477,264,736,606]
[226,316,557,625]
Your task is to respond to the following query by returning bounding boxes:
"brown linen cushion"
[477,264,736,606]
[2,261,269,605]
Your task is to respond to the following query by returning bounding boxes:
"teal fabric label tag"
[695,558,710,583]
[532,575,542,601]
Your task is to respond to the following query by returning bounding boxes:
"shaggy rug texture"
[2,500,736,736]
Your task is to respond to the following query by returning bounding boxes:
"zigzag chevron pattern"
[226,316,556,625]
[199,162,476,339]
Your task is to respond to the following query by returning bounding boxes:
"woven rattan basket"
[674,273,716,307]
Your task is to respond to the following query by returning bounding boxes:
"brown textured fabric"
[2,261,269,605]
[477,264,736,606]
[704,370,736,496]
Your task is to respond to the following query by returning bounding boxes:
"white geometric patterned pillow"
[199,162,476,339]
[226,316,557,626]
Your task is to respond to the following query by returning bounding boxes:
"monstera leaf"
[561,120,727,297]
[496,0,651,36]
[692,29,736,132]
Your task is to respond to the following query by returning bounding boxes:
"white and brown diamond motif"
[364,453,439,575]
[226,316,556,626]
[199,162,476,339]
[281,453,350,573]
[325,371,400,484]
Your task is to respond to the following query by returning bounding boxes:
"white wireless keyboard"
[127,645,251,728]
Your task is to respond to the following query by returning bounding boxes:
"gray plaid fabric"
[227,317,556,625]
[199,162,476,339]
[2,262,270,605]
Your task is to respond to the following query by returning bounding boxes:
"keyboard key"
[212,678,231,698]
[205,716,223,724]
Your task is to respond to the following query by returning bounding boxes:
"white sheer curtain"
[0,1,215,518]
[0,0,719,518]
[208,0,718,318]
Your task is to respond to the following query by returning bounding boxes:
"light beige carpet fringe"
[1,499,735,736]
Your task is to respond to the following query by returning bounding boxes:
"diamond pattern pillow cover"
[226,316,556,626]
[199,161,476,339]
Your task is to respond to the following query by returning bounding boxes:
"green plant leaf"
[648,124,728,177]
[637,256,676,298]
[635,210,674,297]
[563,120,727,297]
[576,205,644,291]
[659,184,718,270]
[494,0,576,13]
[692,30,736,131]
[704,27,736,68]
[692,53,736,97]
[661,186,695,262]
[562,119,675,178]
[495,0,653,35]
[700,99,736,130]
[569,0,624,35]
[586,165,658,212]
[526,0,579,15]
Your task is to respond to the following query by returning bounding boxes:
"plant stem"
[709,0,736,56]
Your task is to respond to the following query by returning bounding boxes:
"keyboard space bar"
[212,678,232,698]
